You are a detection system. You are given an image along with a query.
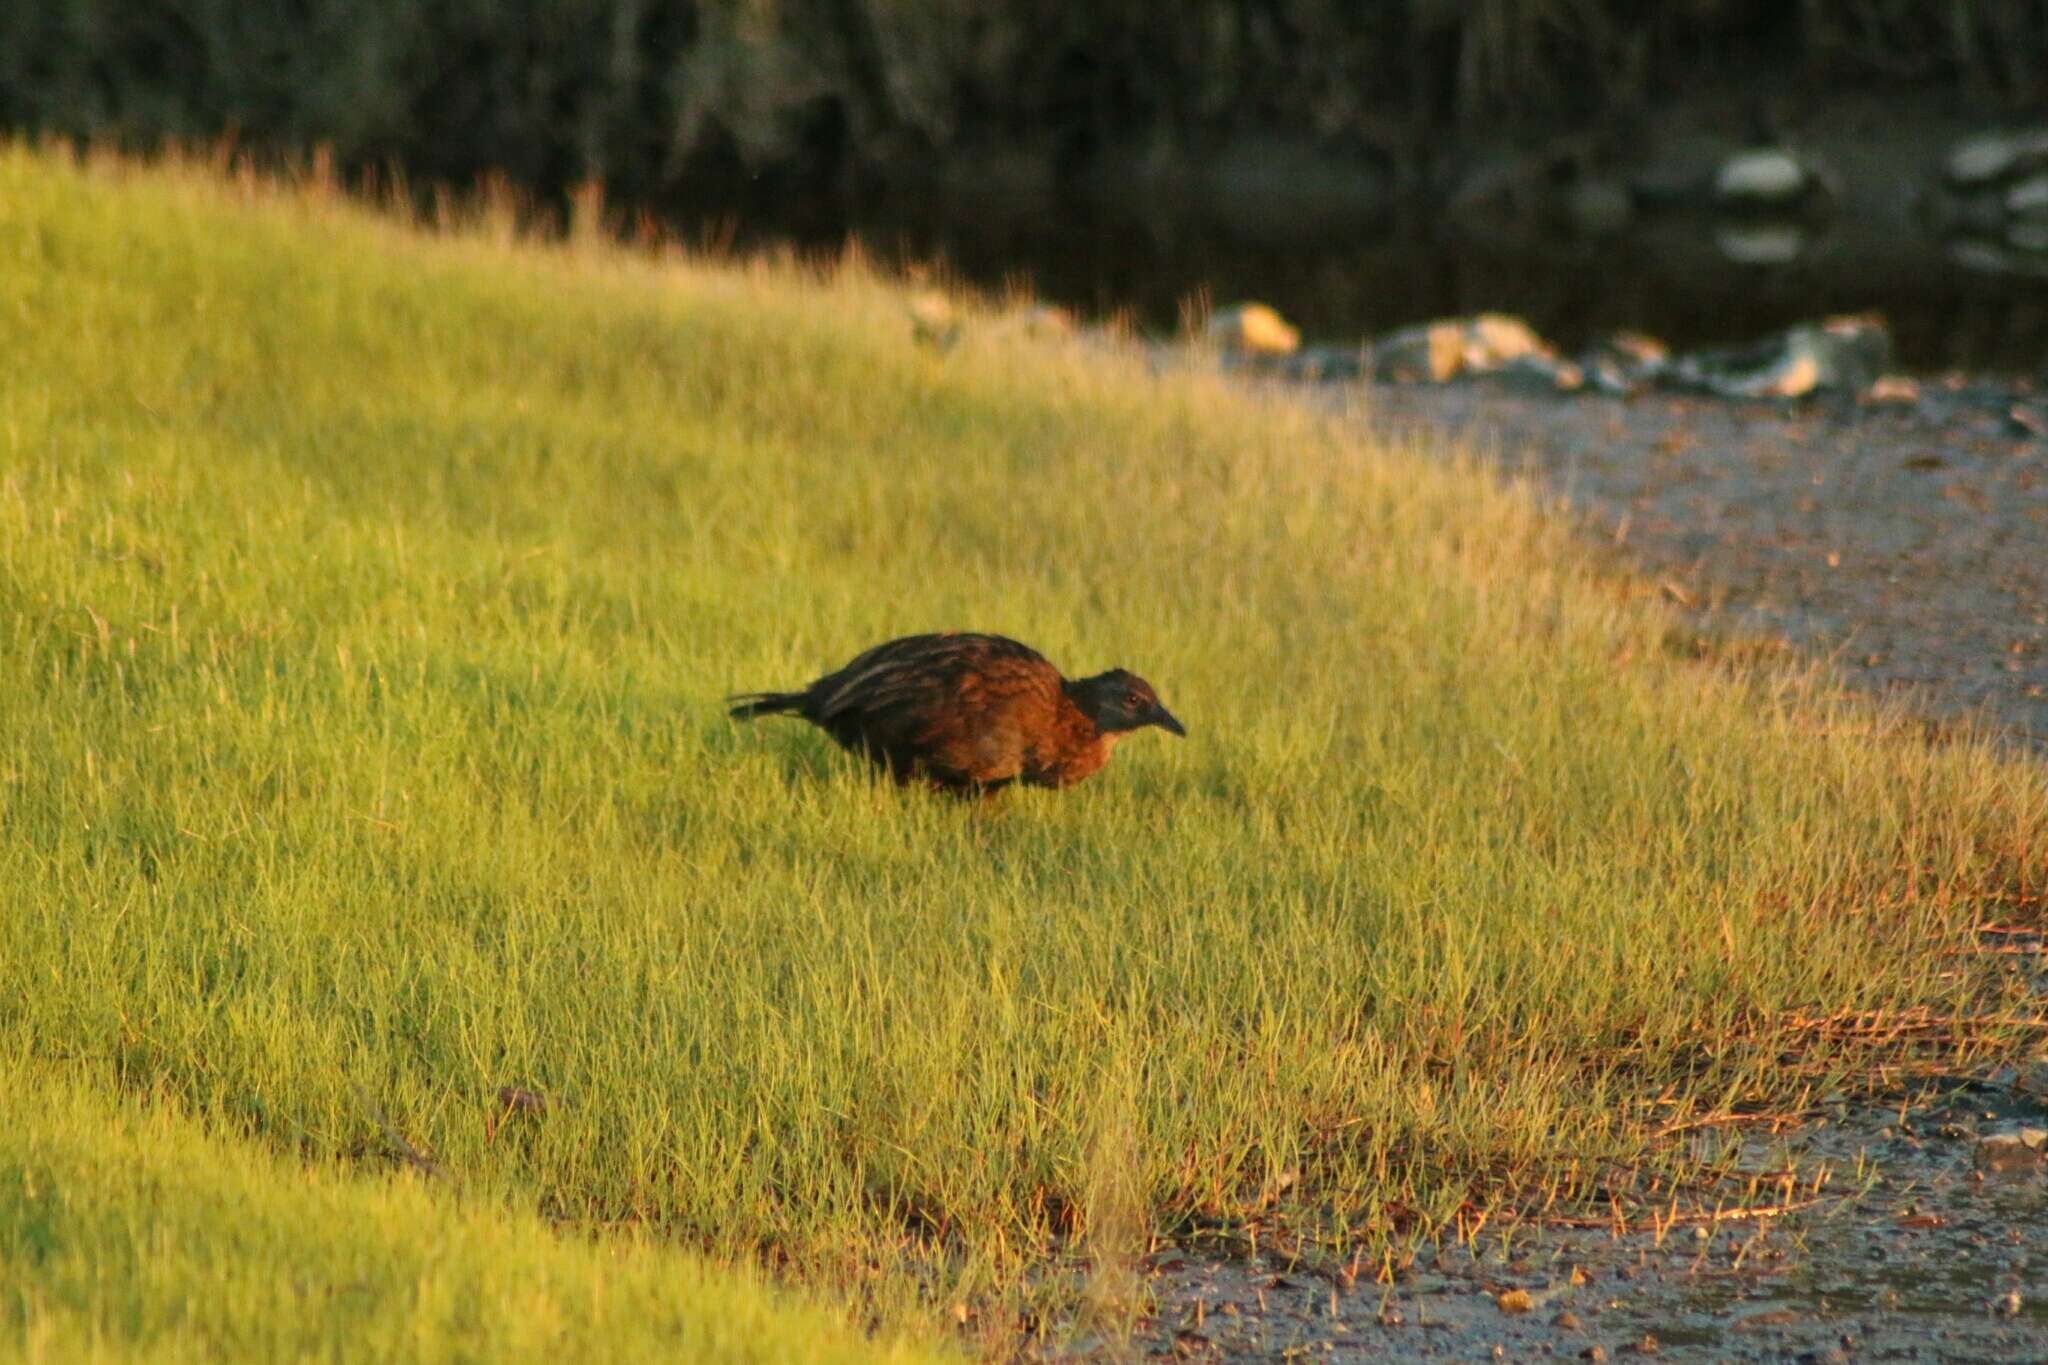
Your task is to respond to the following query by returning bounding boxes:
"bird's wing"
[810,633,1051,724]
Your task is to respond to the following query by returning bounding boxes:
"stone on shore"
[1369,313,1555,383]
[1584,332,1670,395]
[1671,316,1891,399]
[1370,321,1466,382]
[1207,302,1300,355]
[1975,1124,2048,1172]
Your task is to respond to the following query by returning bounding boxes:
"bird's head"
[1069,669,1185,739]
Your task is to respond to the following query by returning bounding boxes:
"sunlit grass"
[0,144,2042,1352]
[0,1053,949,1363]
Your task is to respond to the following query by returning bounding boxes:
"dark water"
[670,189,2048,377]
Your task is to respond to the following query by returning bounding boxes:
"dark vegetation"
[5,1,2046,209]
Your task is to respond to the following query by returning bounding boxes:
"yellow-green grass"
[0,1053,949,1363]
[0,145,2042,1348]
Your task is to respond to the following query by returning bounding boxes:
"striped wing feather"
[804,634,1065,786]
[810,633,1053,723]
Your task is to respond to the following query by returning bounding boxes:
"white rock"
[1370,322,1465,382]
[1206,302,1300,355]
[1751,349,1821,399]
[1367,315,1554,383]
[1714,149,1810,205]
[1463,314,1549,369]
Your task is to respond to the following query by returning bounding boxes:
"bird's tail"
[727,690,806,720]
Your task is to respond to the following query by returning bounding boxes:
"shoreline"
[1072,363,2048,1362]
[1342,377,2048,751]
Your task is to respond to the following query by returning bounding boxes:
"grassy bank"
[0,1054,947,1363]
[0,145,2043,1351]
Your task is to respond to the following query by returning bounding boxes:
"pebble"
[1975,1124,2048,1171]
[1206,302,1300,356]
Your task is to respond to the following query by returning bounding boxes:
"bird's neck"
[1059,680,1109,737]
[1027,688,1116,786]
[1056,687,1105,740]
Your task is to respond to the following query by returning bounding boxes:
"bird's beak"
[1151,704,1186,738]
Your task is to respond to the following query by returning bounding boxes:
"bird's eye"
[1125,690,1144,709]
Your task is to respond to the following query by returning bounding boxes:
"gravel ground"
[1347,379,2048,748]
[1063,1069,2048,1364]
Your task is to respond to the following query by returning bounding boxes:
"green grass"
[0,1053,948,1363]
[0,144,2043,1354]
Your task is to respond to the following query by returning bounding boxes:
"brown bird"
[729,632,1184,795]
